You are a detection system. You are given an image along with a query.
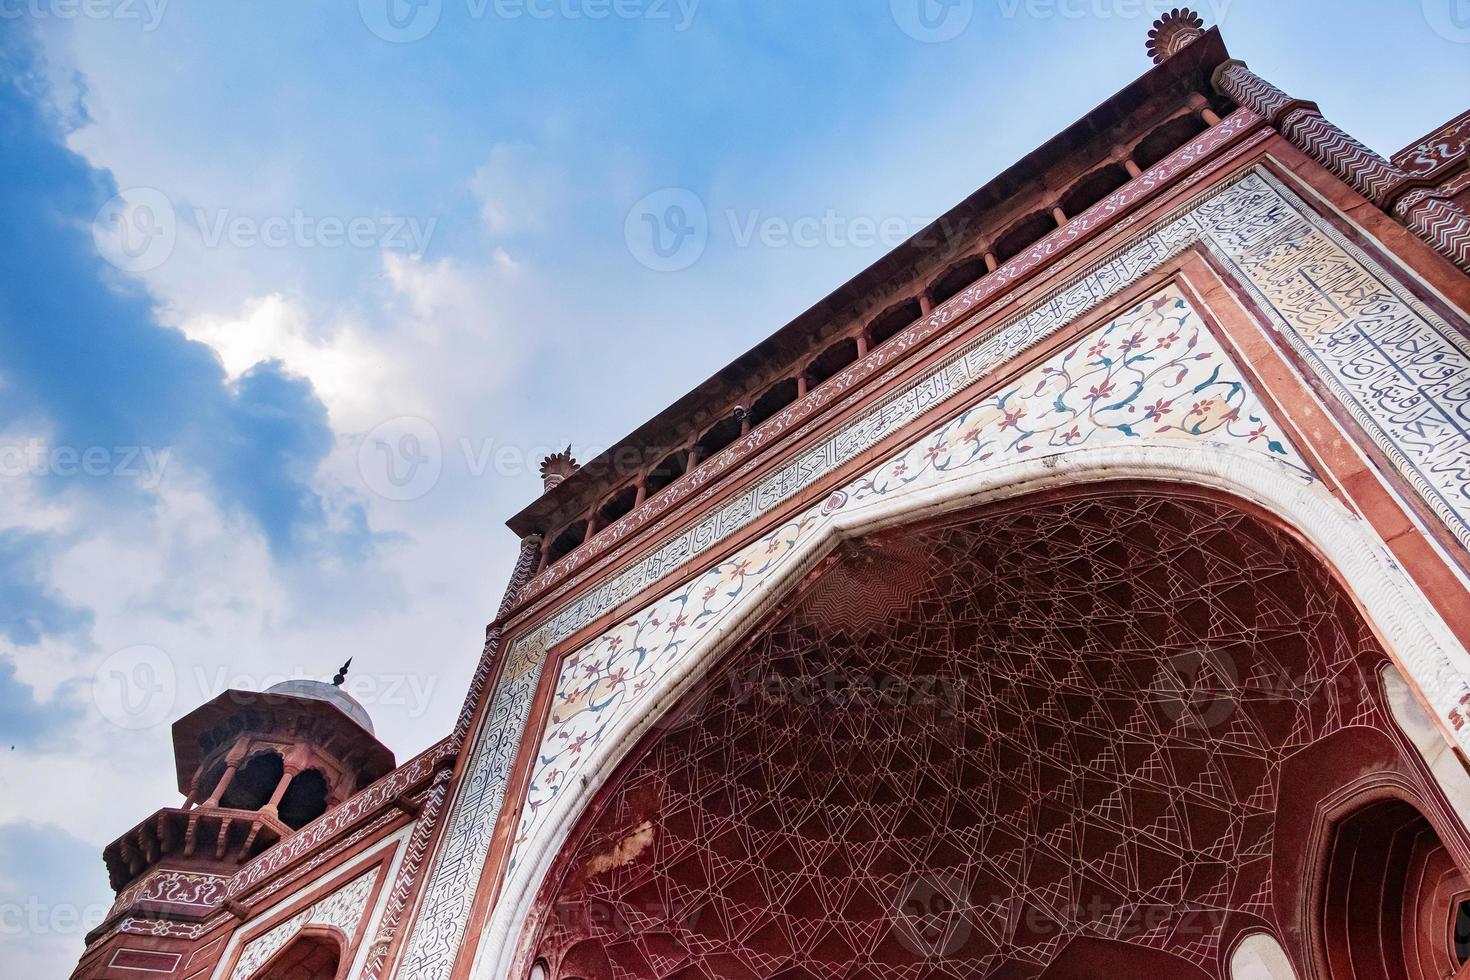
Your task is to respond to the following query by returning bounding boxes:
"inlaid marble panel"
[228,869,376,980]
[517,285,1309,855]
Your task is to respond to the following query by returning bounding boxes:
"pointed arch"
[490,470,1470,980]
[475,437,1470,979]
[247,927,345,980]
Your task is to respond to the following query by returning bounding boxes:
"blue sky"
[1,0,1467,973]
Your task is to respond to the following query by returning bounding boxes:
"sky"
[0,0,1466,974]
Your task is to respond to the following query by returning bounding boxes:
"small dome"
[265,679,375,734]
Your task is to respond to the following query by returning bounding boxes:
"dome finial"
[1146,8,1207,64]
[332,658,352,687]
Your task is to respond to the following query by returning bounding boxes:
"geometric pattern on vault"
[530,491,1405,980]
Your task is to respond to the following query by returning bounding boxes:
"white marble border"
[209,823,411,980]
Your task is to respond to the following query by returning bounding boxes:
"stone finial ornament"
[539,447,578,491]
[1146,7,1207,64]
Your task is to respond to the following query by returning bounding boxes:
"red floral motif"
[1143,398,1174,421]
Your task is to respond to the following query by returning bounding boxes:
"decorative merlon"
[538,447,578,491]
[1146,7,1206,64]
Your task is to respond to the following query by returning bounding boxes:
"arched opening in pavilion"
[220,751,284,812]
[517,485,1470,980]
[278,768,330,830]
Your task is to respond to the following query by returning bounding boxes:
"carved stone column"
[1147,9,1470,273]
[498,533,544,619]
[1211,60,1402,200]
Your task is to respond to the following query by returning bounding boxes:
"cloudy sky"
[1,0,1467,973]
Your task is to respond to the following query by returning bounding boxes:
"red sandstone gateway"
[73,9,1470,980]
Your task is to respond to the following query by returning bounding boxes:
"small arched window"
[1132,113,1209,170]
[805,337,859,386]
[545,521,588,567]
[747,379,799,428]
[278,769,329,830]
[866,298,922,348]
[1058,163,1130,218]
[1229,933,1298,979]
[992,211,1056,264]
[596,485,639,526]
[695,415,743,458]
[220,752,283,812]
[928,256,989,306]
[643,450,687,496]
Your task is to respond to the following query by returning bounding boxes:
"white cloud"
[470,142,565,237]
[179,294,392,432]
